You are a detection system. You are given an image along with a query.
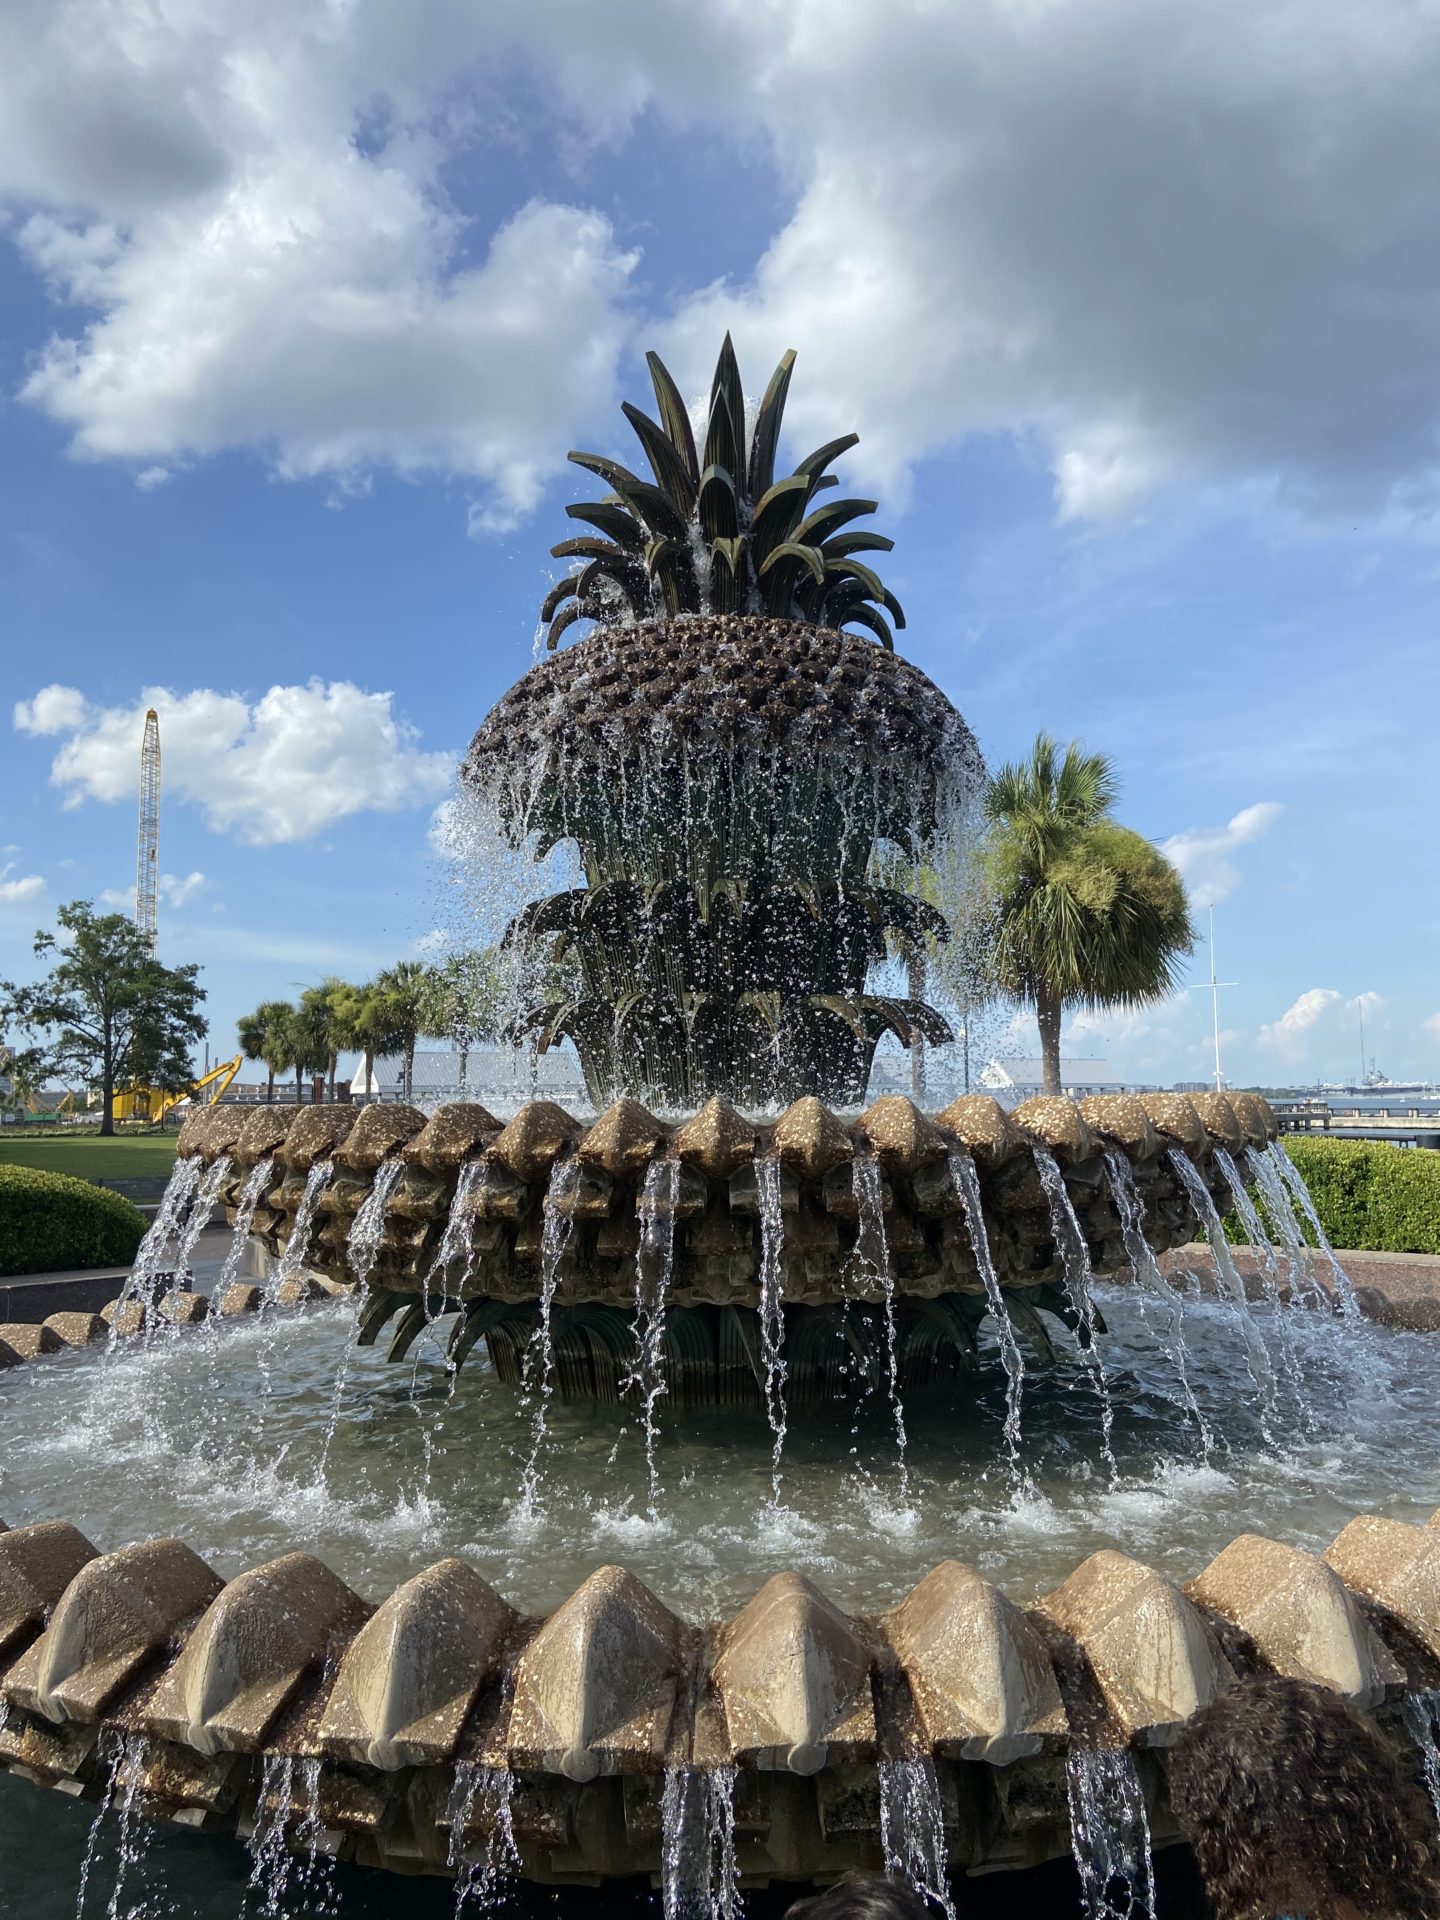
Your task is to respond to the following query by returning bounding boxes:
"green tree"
[300,977,357,1102]
[237,998,298,1104]
[1,901,207,1136]
[983,734,1194,1096]
[286,992,331,1104]
[418,948,506,1090]
[373,961,436,1103]
[336,980,407,1102]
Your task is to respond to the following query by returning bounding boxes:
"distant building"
[979,1057,1125,1104]
[351,1045,587,1111]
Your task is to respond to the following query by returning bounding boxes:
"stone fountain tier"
[0,1509,1435,1887]
[176,1090,1279,1398]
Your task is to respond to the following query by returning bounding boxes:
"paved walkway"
[0,1228,233,1321]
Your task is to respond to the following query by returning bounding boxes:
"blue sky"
[2,0,1438,1090]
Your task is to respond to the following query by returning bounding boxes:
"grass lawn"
[0,1132,178,1181]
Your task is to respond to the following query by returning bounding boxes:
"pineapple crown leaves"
[541,334,906,651]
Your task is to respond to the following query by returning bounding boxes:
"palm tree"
[374,961,436,1104]
[983,733,1194,1096]
[418,949,505,1092]
[288,992,332,1103]
[300,977,355,1101]
[237,999,298,1104]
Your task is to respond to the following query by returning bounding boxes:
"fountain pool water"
[2,1281,1434,1621]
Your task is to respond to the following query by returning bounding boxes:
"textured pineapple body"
[465,614,977,889]
[464,617,977,1110]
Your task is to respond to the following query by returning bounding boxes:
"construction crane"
[136,707,160,953]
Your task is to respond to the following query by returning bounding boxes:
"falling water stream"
[755,1156,789,1501]
[634,1157,680,1517]
[1212,1145,1308,1417]
[423,1159,486,1317]
[517,1156,580,1522]
[878,1755,955,1917]
[1244,1146,1324,1308]
[1066,1749,1156,1920]
[1272,1143,1362,1318]
[1404,1689,1440,1829]
[446,1760,520,1913]
[1032,1147,1118,1478]
[120,1153,201,1310]
[852,1151,909,1501]
[314,1158,402,1481]
[948,1149,1025,1477]
[168,1153,232,1290]
[270,1159,337,1298]
[1100,1149,1210,1456]
[1164,1149,1278,1432]
[215,1155,275,1297]
[661,1765,741,1920]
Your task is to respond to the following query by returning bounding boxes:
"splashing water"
[1273,1142,1362,1319]
[633,1158,680,1518]
[948,1149,1025,1477]
[878,1755,955,1918]
[270,1159,335,1298]
[517,1156,580,1522]
[215,1155,275,1296]
[1101,1148,1211,1457]
[1066,1749,1156,1920]
[1032,1147,1118,1478]
[1245,1146,1326,1309]
[345,1156,406,1290]
[423,1159,486,1317]
[309,1157,407,1482]
[447,1762,520,1913]
[120,1154,201,1310]
[1212,1145,1308,1416]
[852,1152,909,1500]
[756,1157,789,1502]
[1404,1690,1440,1829]
[166,1153,231,1287]
[1165,1148,1278,1432]
[661,1766,741,1920]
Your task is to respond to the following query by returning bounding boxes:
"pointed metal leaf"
[646,350,700,485]
[623,401,698,512]
[747,348,796,500]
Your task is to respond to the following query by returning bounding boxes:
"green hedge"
[1267,1137,1440,1256]
[0,1165,147,1276]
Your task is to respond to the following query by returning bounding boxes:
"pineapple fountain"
[0,343,1437,1918]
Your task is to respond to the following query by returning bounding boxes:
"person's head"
[1167,1676,1440,1920]
[785,1874,937,1920]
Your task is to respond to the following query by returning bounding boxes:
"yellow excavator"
[110,1054,244,1126]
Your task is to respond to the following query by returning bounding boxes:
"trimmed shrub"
[0,1165,147,1276]
[1275,1137,1440,1256]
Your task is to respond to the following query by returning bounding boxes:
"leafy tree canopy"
[1,901,207,1135]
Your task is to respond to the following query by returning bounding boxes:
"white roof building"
[351,1045,587,1112]
[979,1057,1125,1103]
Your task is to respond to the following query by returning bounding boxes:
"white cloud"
[0,864,46,906]
[5,5,1440,522]
[159,870,209,908]
[134,466,171,491]
[1258,987,1342,1061]
[1425,1013,1440,1043]
[14,685,89,736]
[17,683,453,846]
[1161,803,1283,908]
[1350,990,1385,1018]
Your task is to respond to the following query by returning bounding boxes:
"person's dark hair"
[1167,1676,1440,1920]
[785,1873,938,1920]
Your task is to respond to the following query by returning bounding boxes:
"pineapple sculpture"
[463,337,983,1108]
